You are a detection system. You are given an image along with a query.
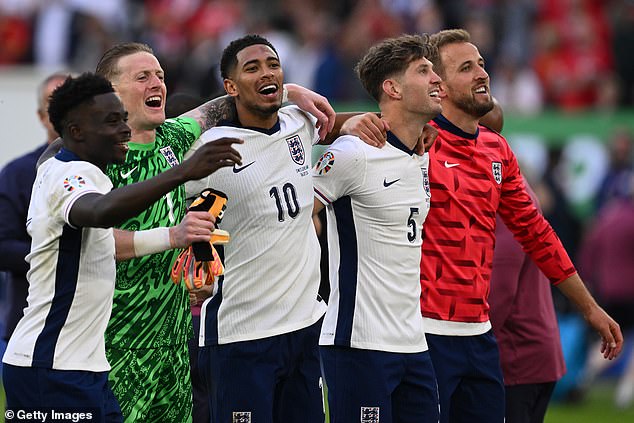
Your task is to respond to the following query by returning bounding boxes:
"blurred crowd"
[2,0,634,111]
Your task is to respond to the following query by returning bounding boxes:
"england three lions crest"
[286,135,305,165]
[492,161,502,184]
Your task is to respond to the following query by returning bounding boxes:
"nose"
[475,65,489,81]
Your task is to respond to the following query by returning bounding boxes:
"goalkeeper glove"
[189,188,229,261]
[171,243,224,290]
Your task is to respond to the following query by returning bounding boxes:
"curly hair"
[220,34,278,80]
[48,73,115,136]
[356,34,436,102]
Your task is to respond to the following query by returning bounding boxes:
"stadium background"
[1,0,634,421]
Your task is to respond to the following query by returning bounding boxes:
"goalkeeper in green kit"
[90,43,339,422]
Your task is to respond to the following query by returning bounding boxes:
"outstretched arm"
[114,210,215,261]
[70,138,242,229]
[182,83,338,136]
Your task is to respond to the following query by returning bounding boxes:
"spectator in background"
[0,72,69,348]
[595,127,634,212]
[578,176,634,409]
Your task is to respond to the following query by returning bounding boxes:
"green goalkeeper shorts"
[107,342,192,423]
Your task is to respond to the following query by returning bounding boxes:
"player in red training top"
[420,29,623,423]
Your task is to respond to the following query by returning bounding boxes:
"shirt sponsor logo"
[160,146,179,167]
[492,161,502,184]
[232,411,251,423]
[63,175,86,192]
[361,406,380,423]
[314,151,335,175]
[286,135,305,165]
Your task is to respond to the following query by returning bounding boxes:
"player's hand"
[584,305,623,360]
[189,283,214,306]
[414,123,438,155]
[182,137,243,180]
[340,113,389,148]
[168,211,215,249]
[285,83,336,140]
[171,244,224,291]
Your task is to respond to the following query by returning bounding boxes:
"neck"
[380,107,431,150]
[236,103,278,129]
[439,104,480,135]
[130,127,157,144]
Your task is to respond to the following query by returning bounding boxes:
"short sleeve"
[55,163,112,227]
[312,135,367,205]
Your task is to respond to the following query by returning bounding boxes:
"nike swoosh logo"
[120,166,138,179]
[444,161,460,168]
[233,161,255,173]
[383,178,400,187]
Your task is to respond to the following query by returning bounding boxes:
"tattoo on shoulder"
[199,96,237,131]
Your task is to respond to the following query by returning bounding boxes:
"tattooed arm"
[180,95,238,132]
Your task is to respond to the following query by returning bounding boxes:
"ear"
[382,79,402,101]
[438,81,449,100]
[224,79,238,98]
[68,122,83,141]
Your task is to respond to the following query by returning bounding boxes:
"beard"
[451,89,494,118]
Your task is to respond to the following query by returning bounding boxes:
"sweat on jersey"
[185,106,327,346]
[313,132,431,353]
[420,115,576,336]
[3,149,115,371]
[105,117,201,349]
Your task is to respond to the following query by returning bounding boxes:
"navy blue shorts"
[198,319,324,423]
[426,330,505,423]
[320,346,439,423]
[3,364,122,423]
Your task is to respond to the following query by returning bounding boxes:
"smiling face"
[438,42,494,118]
[71,92,131,170]
[223,44,283,127]
[109,52,166,132]
[396,57,442,119]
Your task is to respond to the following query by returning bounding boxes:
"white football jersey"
[3,151,115,371]
[313,133,431,353]
[185,106,327,345]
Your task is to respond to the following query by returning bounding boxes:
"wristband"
[133,227,171,257]
[282,85,289,104]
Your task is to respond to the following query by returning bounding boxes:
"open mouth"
[474,86,488,95]
[258,84,278,96]
[145,95,162,108]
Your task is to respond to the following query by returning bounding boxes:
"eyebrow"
[242,56,279,68]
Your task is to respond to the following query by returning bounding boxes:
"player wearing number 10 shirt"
[185,105,326,346]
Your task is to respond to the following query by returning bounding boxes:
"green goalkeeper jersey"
[105,117,201,349]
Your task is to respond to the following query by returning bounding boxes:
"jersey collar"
[218,118,281,135]
[433,114,479,140]
[386,131,416,156]
[55,147,83,162]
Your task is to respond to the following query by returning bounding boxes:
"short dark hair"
[220,34,278,79]
[48,73,115,136]
[428,29,471,79]
[356,34,435,102]
[96,42,154,81]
